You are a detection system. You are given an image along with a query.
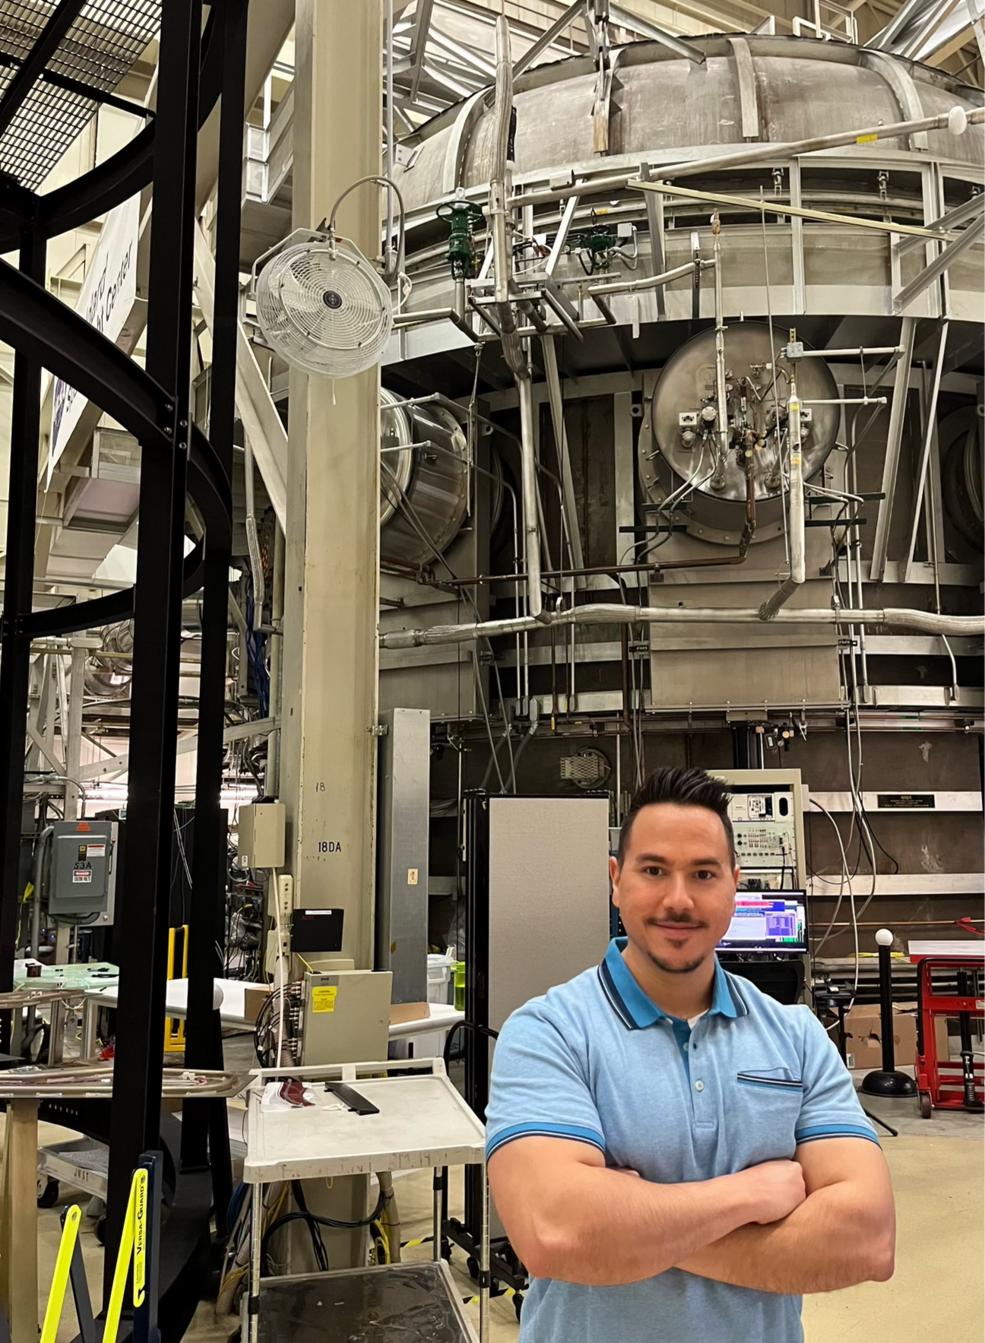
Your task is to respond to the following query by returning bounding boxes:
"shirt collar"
[598,937,748,1029]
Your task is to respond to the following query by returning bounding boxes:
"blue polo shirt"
[486,938,878,1343]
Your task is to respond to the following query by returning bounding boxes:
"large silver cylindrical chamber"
[640,323,840,544]
[379,390,470,565]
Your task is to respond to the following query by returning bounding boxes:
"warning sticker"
[311,986,338,1014]
[72,869,92,883]
[85,844,106,858]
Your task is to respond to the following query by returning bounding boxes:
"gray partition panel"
[486,796,611,1033]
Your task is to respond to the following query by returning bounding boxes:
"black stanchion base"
[861,1070,918,1097]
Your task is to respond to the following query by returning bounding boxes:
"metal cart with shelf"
[243,1057,489,1343]
[909,941,984,1118]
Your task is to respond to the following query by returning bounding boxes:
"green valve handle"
[437,200,485,280]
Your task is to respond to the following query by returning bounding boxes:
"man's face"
[609,802,740,976]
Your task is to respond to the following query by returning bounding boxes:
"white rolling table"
[243,1058,488,1343]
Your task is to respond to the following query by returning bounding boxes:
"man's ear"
[609,853,621,907]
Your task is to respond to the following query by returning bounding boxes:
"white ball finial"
[213,983,225,1010]
[947,106,968,136]
[875,928,894,947]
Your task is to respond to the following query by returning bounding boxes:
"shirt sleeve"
[794,1006,880,1147]
[485,998,605,1163]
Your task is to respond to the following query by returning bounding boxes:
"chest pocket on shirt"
[731,1070,803,1162]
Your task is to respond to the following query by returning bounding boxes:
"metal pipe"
[585,258,712,297]
[517,371,543,620]
[267,521,285,796]
[648,106,984,184]
[489,16,524,378]
[385,0,395,269]
[712,220,729,474]
[379,603,984,649]
[803,397,887,406]
[759,378,805,620]
[795,347,904,359]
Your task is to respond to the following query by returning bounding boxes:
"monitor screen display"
[718,896,807,954]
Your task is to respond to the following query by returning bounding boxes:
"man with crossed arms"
[487,766,895,1342]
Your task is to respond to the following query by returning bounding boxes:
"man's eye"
[694,870,715,880]
[644,866,663,877]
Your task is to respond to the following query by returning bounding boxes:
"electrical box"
[238,802,285,869]
[48,819,115,922]
[711,769,806,891]
[299,970,393,1066]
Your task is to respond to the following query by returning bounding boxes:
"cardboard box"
[844,1005,918,1070]
[243,986,271,1024]
[390,1002,431,1026]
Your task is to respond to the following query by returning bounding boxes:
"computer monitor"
[717,895,808,955]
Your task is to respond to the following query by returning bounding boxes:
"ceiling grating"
[0,0,158,191]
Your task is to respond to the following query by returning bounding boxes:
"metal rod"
[712,222,729,471]
[385,0,395,267]
[803,397,888,405]
[635,178,971,242]
[870,315,916,581]
[541,335,585,572]
[248,1183,263,1343]
[904,321,949,577]
[759,377,805,620]
[81,997,98,1058]
[639,105,984,185]
[895,191,984,255]
[795,346,904,358]
[513,0,583,80]
[517,369,543,620]
[893,213,985,313]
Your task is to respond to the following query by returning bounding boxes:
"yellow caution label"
[133,1168,147,1305]
[856,133,878,144]
[312,986,338,1013]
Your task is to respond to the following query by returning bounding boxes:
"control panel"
[711,770,806,893]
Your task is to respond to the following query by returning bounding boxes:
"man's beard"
[645,947,709,976]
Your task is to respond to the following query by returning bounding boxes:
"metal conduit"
[379,605,984,649]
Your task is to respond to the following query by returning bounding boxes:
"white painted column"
[280,0,383,969]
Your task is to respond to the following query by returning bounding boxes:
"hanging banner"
[48,193,140,486]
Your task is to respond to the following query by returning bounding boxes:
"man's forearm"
[675,1183,894,1294]
[518,1165,762,1287]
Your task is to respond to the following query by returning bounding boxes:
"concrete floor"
[29,1068,983,1343]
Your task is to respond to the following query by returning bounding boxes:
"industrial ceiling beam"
[513,0,586,79]
[609,2,706,62]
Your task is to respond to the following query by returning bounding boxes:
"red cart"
[909,942,984,1119]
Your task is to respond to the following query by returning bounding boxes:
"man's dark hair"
[616,767,735,866]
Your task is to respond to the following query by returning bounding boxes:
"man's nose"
[659,873,694,913]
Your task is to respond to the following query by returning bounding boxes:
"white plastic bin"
[427,953,456,1004]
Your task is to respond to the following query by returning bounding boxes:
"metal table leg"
[248,1183,263,1343]
[81,998,98,1059]
[478,1165,489,1343]
[0,1100,39,1343]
